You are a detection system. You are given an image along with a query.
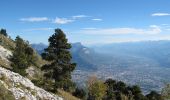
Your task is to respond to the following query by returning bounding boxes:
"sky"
[1,0,170,45]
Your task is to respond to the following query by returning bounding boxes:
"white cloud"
[82,28,97,30]
[80,25,161,35]
[53,17,74,24]
[20,15,99,24]
[53,15,88,24]
[161,24,169,26]
[20,17,49,22]
[92,18,102,21]
[151,13,170,16]
[23,28,54,31]
[72,15,88,19]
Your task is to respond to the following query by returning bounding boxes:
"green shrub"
[73,87,86,99]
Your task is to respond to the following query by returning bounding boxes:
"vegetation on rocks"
[0,67,63,100]
[0,29,15,50]
[0,82,15,100]
[11,36,35,76]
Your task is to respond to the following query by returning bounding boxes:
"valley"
[32,41,170,94]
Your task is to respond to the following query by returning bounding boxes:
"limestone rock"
[0,67,63,100]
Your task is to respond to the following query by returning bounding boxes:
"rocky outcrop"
[0,67,63,100]
[0,45,12,68]
[0,45,12,62]
[0,40,63,100]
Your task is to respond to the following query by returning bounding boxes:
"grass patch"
[0,34,15,51]
[0,59,11,69]
[57,89,80,100]
[0,82,15,100]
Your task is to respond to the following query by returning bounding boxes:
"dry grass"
[0,34,15,51]
[0,59,11,69]
[0,34,14,69]
[0,81,15,100]
[57,89,80,100]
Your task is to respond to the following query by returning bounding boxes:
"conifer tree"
[41,29,76,92]
[0,29,8,37]
[11,36,34,76]
[146,91,163,100]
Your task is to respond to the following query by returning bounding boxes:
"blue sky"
[1,0,170,45]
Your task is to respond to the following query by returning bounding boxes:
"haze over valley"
[32,40,170,94]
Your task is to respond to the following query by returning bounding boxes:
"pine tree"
[0,29,8,37]
[11,36,34,76]
[41,29,76,92]
[146,91,163,100]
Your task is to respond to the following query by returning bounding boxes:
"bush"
[146,91,163,100]
[87,76,107,100]
[161,84,170,99]
[73,87,86,99]
[104,78,147,100]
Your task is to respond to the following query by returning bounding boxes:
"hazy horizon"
[1,0,170,45]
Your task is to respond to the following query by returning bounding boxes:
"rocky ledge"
[0,67,63,100]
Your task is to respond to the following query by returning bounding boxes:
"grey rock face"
[0,67,63,100]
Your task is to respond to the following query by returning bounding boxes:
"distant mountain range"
[31,42,99,70]
[31,40,170,94]
[31,43,48,54]
[92,40,170,68]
